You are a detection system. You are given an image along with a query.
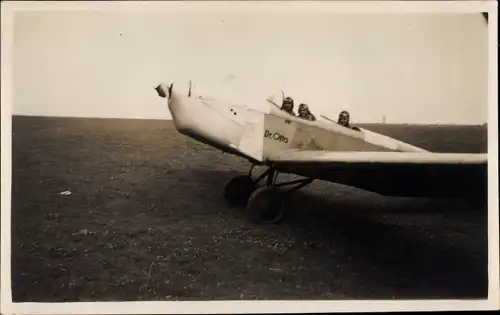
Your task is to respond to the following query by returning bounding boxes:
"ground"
[10,116,488,302]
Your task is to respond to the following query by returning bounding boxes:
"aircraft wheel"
[224,175,256,206]
[246,187,286,224]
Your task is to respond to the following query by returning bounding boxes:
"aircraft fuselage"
[159,84,427,165]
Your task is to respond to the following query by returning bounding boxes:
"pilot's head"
[282,97,294,111]
[298,103,309,116]
[338,110,350,126]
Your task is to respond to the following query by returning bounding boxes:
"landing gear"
[223,165,314,224]
[223,175,256,206]
[247,187,287,224]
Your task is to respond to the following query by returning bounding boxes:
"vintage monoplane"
[154,81,487,224]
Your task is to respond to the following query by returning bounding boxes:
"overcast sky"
[12,7,488,124]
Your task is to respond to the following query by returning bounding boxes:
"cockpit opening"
[281,96,296,116]
[337,110,360,131]
[298,103,316,121]
[279,96,318,122]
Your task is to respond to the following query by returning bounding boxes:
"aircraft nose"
[155,84,167,98]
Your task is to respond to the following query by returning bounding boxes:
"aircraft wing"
[266,150,488,201]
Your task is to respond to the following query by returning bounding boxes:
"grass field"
[10,116,488,302]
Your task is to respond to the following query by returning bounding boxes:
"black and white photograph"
[1,0,498,313]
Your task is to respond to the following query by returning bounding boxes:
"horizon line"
[10,114,488,126]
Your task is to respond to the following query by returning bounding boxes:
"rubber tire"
[224,175,256,207]
[246,187,287,224]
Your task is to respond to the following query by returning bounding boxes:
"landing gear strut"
[223,165,314,224]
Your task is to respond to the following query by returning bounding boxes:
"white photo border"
[1,1,498,313]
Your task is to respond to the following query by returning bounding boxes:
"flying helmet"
[282,97,294,112]
[298,103,309,113]
[283,96,294,105]
[338,110,350,125]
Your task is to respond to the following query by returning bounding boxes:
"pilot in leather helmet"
[338,110,351,127]
[338,110,360,131]
[281,97,296,115]
[298,103,316,121]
